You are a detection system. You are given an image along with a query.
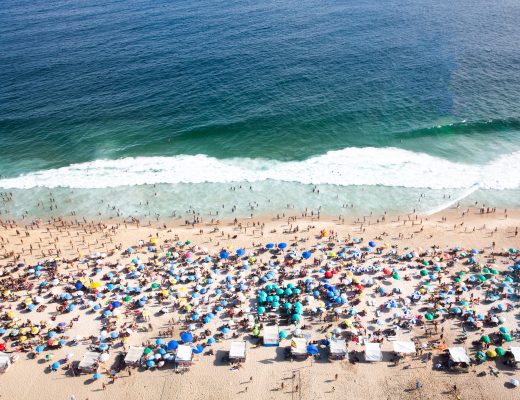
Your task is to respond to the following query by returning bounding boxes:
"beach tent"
[0,352,11,373]
[175,345,193,367]
[392,341,416,354]
[124,346,144,367]
[262,325,280,347]
[510,346,520,363]
[290,338,308,359]
[364,342,383,362]
[448,347,470,363]
[229,341,246,363]
[328,339,347,360]
[78,351,101,372]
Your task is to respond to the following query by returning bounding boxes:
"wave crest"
[0,147,519,190]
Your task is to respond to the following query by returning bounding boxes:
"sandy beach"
[0,206,519,400]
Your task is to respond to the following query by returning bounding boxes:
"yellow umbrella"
[6,311,14,319]
[20,327,28,334]
[31,327,39,334]
[24,298,32,305]
[3,290,11,297]
[90,281,101,289]
[19,335,27,342]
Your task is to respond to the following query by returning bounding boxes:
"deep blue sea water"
[1,0,520,219]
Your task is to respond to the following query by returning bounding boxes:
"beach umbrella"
[420,269,428,277]
[219,251,229,259]
[156,338,165,345]
[277,243,287,250]
[93,373,101,380]
[193,345,204,354]
[486,349,497,358]
[425,313,434,321]
[146,360,155,368]
[302,251,312,259]
[480,335,490,344]
[499,326,509,334]
[495,347,506,357]
[236,249,245,256]
[368,241,376,248]
[503,334,513,342]
[266,244,274,249]
[167,340,179,351]
[279,330,288,339]
[99,343,109,351]
[306,345,319,355]
[476,351,486,362]
[510,378,519,387]
[180,332,193,343]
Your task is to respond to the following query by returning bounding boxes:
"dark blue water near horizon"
[2,0,520,178]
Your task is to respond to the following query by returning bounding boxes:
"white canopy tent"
[229,341,246,362]
[176,345,193,364]
[329,340,347,359]
[392,341,416,354]
[262,325,280,347]
[78,351,101,372]
[0,352,11,373]
[509,346,520,362]
[124,346,144,366]
[290,338,308,357]
[448,347,470,363]
[364,342,383,362]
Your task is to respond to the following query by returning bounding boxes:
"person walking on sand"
[415,381,422,390]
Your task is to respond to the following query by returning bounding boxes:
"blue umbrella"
[146,360,155,367]
[219,251,229,260]
[180,332,193,343]
[156,338,165,345]
[51,362,60,370]
[99,343,109,351]
[93,373,101,379]
[368,241,376,248]
[302,251,312,259]
[167,340,179,350]
[265,243,275,249]
[277,243,287,249]
[306,345,319,355]
[193,345,204,354]
[236,249,245,256]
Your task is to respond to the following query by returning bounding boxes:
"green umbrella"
[480,335,490,344]
[151,283,160,289]
[477,274,487,282]
[124,295,131,302]
[482,268,490,274]
[392,273,400,280]
[499,326,509,334]
[453,277,461,283]
[490,269,498,275]
[257,306,265,315]
[185,241,191,245]
[503,334,513,342]
[495,347,506,357]
[476,351,486,361]
[425,313,434,321]
[421,260,429,266]
[420,269,428,277]
[279,330,288,339]
[144,347,152,355]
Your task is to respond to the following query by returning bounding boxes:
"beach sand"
[0,207,519,400]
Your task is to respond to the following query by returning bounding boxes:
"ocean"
[1,0,520,220]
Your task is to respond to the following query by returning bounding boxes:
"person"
[415,381,422,390]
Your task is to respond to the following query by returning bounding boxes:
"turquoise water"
[1,0,520,219]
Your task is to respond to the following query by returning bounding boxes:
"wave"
[0,147,519,190]
[395,117,520,139]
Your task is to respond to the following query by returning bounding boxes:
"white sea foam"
[0,147,519,190]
